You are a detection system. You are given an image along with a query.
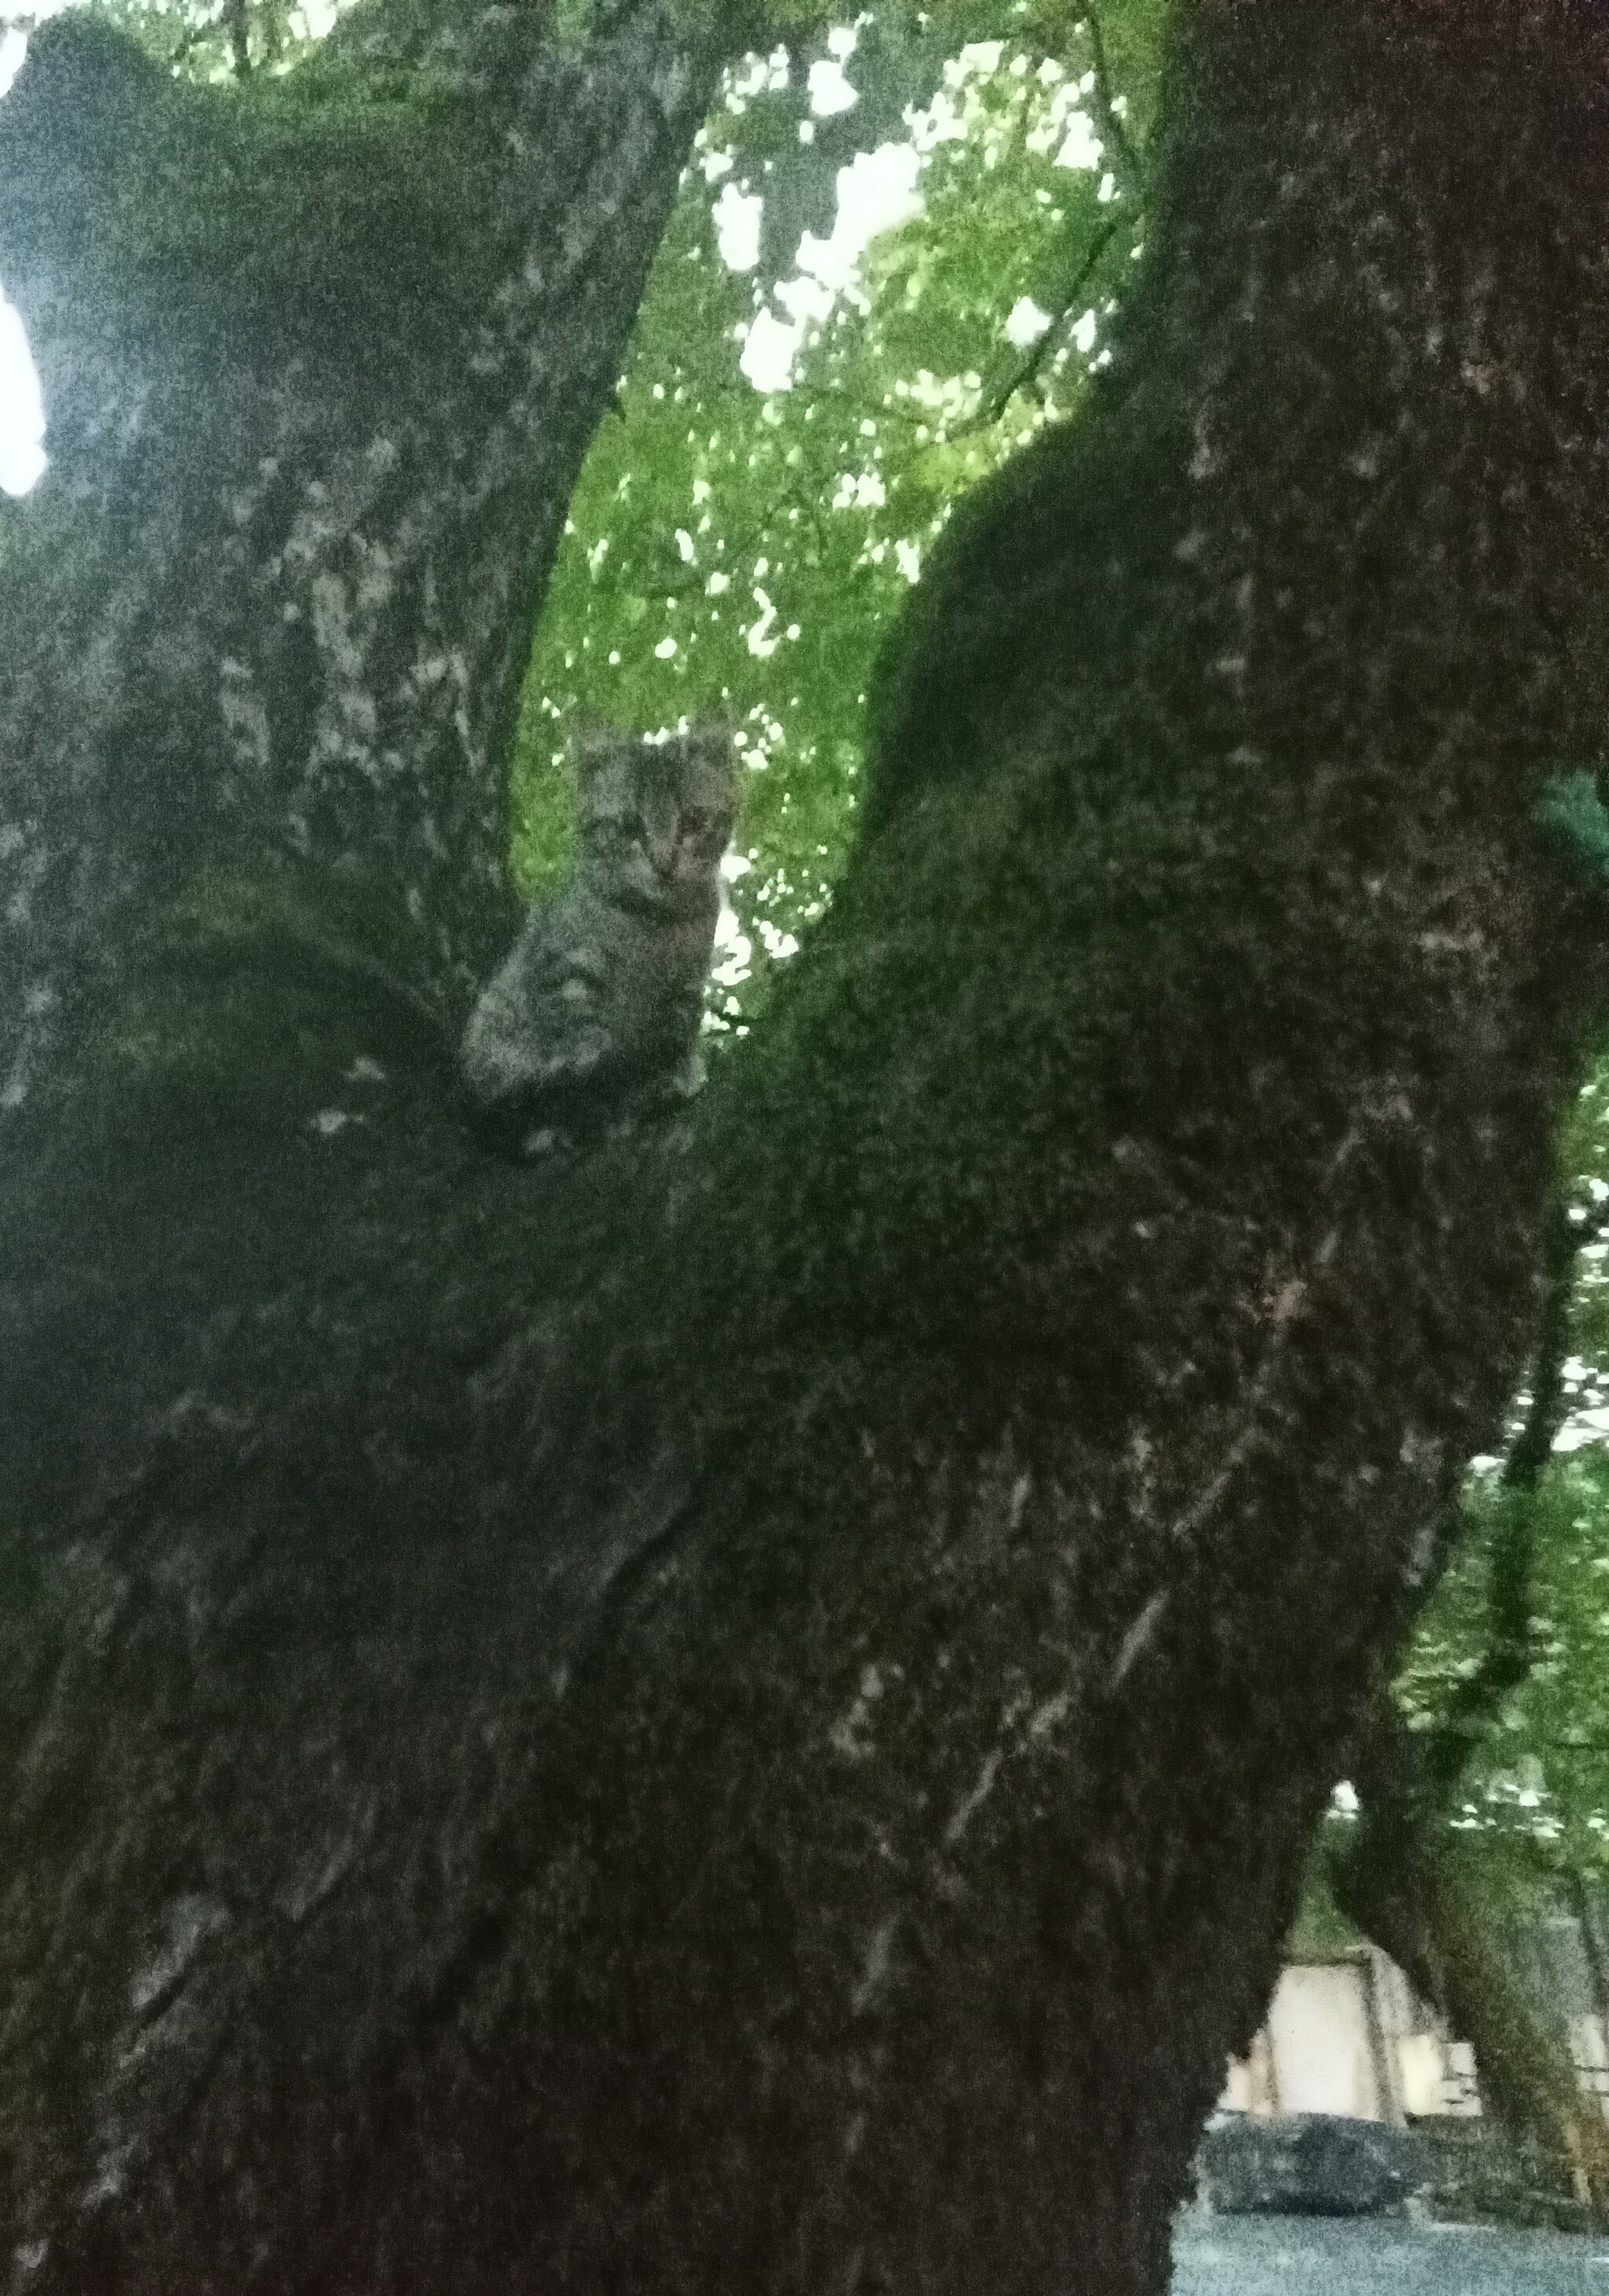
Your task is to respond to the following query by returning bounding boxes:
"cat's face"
[574,725,736,918]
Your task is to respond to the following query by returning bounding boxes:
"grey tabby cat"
[460,721,737,1152]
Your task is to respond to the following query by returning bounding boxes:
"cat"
[460,720,736,1154]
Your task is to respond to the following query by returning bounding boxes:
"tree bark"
[0,0,724,1096]
[6,4,1609,2294]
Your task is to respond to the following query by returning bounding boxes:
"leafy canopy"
[514,0,1163,1027]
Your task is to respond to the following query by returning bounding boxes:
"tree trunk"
[6,4,1609,2294]
[1332,1198,1609,2217]
[1334,1707,1609,2218]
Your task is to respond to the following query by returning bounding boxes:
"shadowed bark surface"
[0,0,724,1096]
[5,3,1609,2293]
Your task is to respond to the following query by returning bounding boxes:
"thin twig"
[225,0,251,80]
[974,214,1121,428]
[1083,5,1144,197]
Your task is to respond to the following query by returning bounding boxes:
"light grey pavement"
[1171,2213,1609,2294]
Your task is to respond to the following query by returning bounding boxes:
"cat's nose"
[649,841,678,878]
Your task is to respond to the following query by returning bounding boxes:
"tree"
[5,3,1609,2294]
[1400,1051,1609,1885]
[1331,1194,1609,2212]
[1332,1123,1609,2214]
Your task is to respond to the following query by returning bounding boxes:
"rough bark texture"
[6,3,1609,2294]
[0,0,723,1102]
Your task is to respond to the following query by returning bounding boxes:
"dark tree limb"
[0,0,730,1098]
[1332,1697,1609,2217]
[225,0,251,80]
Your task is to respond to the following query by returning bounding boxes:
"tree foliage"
[514,0,1162,1016]
[1397,1080,1609,1882]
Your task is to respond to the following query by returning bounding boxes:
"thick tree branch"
[0,0,725,1101]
